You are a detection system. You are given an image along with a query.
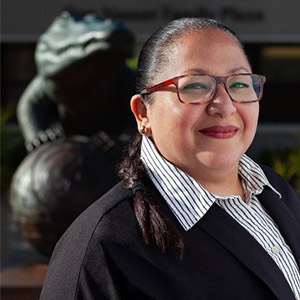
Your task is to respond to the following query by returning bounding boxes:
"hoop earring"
[140,125,146,135]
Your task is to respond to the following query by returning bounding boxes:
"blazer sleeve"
[40,180,167,300]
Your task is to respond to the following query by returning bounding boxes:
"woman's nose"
[206,84,237,118]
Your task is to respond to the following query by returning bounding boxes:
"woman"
[40,18,300,299]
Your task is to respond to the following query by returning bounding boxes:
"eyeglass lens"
[178,75,261,103]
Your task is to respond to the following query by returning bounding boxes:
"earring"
[140,125,146,135]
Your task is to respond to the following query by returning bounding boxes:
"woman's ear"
[130,94,152,136]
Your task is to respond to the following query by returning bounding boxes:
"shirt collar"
[140,136,281,231]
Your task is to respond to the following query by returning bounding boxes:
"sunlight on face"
[146,29,259,183]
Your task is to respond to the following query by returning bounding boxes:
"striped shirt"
[141,136,300,299]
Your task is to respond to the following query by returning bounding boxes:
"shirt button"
[271,245,281,254]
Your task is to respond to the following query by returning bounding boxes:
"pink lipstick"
[200,125,238,139]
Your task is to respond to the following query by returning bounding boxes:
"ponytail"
[118,134,184,258]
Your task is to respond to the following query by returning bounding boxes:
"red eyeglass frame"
[140,73,266,104]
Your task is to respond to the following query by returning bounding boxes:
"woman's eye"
[182,82,208,90]
[229,82,249,89]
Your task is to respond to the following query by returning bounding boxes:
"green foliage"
[126,56,138,71]
[0,107,27,195]
[259,146,300,194]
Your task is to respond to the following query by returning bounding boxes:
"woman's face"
[132,29,259,182]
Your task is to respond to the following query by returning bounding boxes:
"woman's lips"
[200,125,239,139]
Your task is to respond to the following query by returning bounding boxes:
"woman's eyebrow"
[183,68,207,74]
[229,67,251,74]
[183,67,251,75]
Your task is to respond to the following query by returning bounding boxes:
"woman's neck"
[190,164,246,202]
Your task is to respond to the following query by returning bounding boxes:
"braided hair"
[118,17,245,258]
[118,134,184,258]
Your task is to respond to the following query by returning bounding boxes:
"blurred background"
[1,0,300,299]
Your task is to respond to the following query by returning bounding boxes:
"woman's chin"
[195,151,241,173]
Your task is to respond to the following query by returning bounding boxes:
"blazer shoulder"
[260,164,300,212]
[41,181,136,300]
[67,180,134,236]
[260,164,296,193]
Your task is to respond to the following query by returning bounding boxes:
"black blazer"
[40,165,300,299]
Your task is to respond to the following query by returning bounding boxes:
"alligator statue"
[10,11,136,257]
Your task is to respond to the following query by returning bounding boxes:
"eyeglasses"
[140,73,266,104]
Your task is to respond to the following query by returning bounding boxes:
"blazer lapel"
[197,203,295,300]
[258,187,300,267]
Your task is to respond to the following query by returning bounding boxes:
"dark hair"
[118,134,184,258]
[118,17,244,258]
[136,17,243,96]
